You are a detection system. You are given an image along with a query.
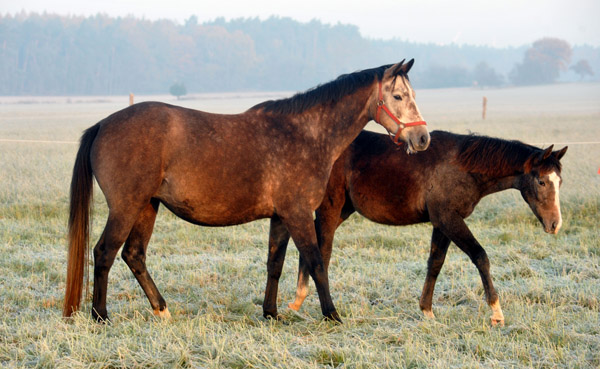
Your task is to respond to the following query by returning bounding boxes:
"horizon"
[3,0,599,48]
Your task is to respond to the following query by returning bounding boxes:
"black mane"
[249,64,394,115]
[453,132,561,176]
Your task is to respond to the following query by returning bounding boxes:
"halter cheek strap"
[375,80,427,145]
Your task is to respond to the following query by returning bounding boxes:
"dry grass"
[1,83,599,368]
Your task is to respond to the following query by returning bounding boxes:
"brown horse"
[270,130,567,326]
[63,60,431,322]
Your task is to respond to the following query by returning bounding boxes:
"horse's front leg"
[288,210,338,312]
[432,213,504,327]
[289,189,349,311]
[279,207,341,322]
[419,227,451,319]
[263,215,291,320]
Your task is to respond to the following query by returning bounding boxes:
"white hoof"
[153,307,171,319]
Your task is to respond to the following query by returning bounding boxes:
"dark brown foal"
[268,130,566,326]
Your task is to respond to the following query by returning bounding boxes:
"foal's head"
[520,145,568,234]
[374,59,430,153]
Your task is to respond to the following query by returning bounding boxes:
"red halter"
[375,80,427,145]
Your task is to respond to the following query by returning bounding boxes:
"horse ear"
[401,58,415,74]
[526,145,553,172]
[386,59,406,77]
[542,145,554,160]
[553,146,568,160]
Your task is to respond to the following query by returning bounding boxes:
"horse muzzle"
[543,215,562,234]
[404,128,430,154]
[409,130,431,152]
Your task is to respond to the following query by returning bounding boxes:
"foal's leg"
[92,210,141,322]
[262,215,291,319]
[419,227,451,319]
[434,215,504,326]
[121,199,170,319]
[279,208,341,322]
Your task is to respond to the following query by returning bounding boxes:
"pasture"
[1,83,599,368]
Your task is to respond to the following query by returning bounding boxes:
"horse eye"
[538,180,545,186]
[393,95,402,101]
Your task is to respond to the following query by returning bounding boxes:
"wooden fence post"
[482,96,487,120]
[129,93,134,106]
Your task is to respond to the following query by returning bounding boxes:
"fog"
[5,0,599,47]
[2,2,599,96]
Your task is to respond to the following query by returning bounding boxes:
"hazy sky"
[4,0,599,47]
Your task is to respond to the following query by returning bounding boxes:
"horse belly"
[357,202,426,226]
[156,176,273,226]
[351,185,427,226]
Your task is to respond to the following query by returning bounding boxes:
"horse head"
[520,145,568,234]
[373,59,430,154]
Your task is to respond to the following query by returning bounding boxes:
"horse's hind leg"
[92,210,141,322]
[419,227,451,319]
[263,215,290,319]
[121,199,170,319]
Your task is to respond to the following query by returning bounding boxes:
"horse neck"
[300,86,373,158]
[456,136,533,197]
[478,174,521,198]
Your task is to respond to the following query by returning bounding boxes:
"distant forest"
[1,13,598,96]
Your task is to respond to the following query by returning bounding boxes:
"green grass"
[1,84,599,368]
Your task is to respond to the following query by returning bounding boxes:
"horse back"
[89,102,335,225]
[326,131,463,226]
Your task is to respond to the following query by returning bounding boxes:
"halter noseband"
[375,80,427,145]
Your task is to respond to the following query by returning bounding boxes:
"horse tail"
[63,123,100,317]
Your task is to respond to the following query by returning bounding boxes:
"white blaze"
[549,171,562,231]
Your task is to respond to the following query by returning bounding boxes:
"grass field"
[1,83,599,368]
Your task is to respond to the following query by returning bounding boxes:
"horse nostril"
[551,221,557,231]
[420,135,427,146]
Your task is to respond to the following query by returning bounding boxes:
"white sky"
[3,0,599,47]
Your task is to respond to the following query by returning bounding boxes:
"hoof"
[324,311,343,324]
[153,307,171,319]
[263,311,279,320]
[92,309,110,323]
[490,317,505,327]
[92,312,110,324]
[422,309,435,319]
[287,302,301,311]
[490,301,504,327]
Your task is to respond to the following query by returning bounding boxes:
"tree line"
[0,12,597,96]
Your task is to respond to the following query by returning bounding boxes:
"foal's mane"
[456,133,561,177]
[249,64,395,115]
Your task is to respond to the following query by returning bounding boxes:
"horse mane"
[248,64,395,115]
[455,133,562,176]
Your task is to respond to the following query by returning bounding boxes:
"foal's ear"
[542,145,554,160]
[553,146,568,160]
[526,145,554,172]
